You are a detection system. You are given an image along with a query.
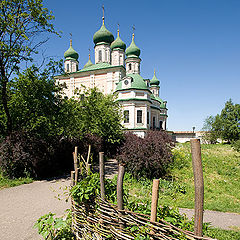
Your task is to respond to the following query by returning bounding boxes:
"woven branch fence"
[71,145,214,240]
[72,197,214,240]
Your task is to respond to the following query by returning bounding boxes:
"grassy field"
[0,172,33,190]
[124,143,240,213]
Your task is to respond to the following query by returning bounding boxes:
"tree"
[202,99,240,143]
[64,87,123,144]
[0,0,58,134]
[220,99,240,142]
[4,60,66,140]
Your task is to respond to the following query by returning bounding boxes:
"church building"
[55,15,168,137]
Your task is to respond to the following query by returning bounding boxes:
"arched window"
[67,64,69,72]
[129,63,132,70]
[159,121,163,129]
[99,50,102,62]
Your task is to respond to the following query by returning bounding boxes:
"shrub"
[0,131,103,179]
[0,131,52,178]
[116,131,174,179]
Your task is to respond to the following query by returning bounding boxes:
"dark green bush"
[116,131,174,179]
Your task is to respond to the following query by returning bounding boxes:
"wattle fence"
[70,141,214,240]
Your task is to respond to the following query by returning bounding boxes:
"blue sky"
[42,0,240,131]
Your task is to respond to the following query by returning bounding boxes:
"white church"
[55,15,168,137]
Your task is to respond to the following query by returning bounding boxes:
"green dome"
[125,34,140,58]
[150,70,160,86]
[84,55,93,68]
[93,19,114,45]
[64,41,79,60]
[110,30,126,50]
[116,73,148,91]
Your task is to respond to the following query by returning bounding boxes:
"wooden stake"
[190,139,204,237]
[150,179,160,222]
[99,152,105,199]
[73,147,78,183]
[117,164,125,210]
[71,171,75,186]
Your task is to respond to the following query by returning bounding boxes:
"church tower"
[150,70,160,97]
[64,39,79,73]
[125,33,141,74]
[110,28,126,66]
[93,9,114,64]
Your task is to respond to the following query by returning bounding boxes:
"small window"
[159,121,163,129]
[129,63,132,70]
[153,117,156,128]
[99,50,102,62]
[147,112,149,124]
[124,110,129,123]
[67,64,69,72]
[105,50,107,62]
[137,110,142,123]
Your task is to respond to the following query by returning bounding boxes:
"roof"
[78,62,122,72]
[115,73,149,91]
[150,94,167,108]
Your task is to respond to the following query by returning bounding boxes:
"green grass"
[205,227,240,240]
[0,172,33,190]
[124,143,240,213]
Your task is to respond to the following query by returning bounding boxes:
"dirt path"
[0,178,71,240]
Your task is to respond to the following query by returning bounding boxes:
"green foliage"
[34,211,74,240]
[0,0,59,134]
[70,172,117,205]
[202,99,240,143]
[6,62,65,140]
[65,87,123,144]
[0,171,33,189]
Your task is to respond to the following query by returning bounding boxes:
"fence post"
[73,147,78,184]
[117,164,125,210]
[150,179,160,222]
[99,152,105,199]
[190,139,204,237]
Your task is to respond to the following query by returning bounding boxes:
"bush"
[0,131,53,178]
[0,131,104,179]
[116,131,174,179]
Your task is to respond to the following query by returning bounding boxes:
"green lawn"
[124,143,240,213]
[0,172,33,190]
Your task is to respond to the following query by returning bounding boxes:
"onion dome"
[93,17,114,45]
[125,33,140,58]
[84,53,93,68]
[110,30,126,51]
[64,39,79,61]
[150,70,160,86]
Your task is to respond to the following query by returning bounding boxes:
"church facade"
[55,16,168,137]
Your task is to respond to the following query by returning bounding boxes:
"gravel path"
[0,178,71,240]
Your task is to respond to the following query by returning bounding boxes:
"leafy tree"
[0,0,58,134]
[65,87,123,144]
[202,99,240,143]
[0,60,66,140]
[220,99,240,142]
